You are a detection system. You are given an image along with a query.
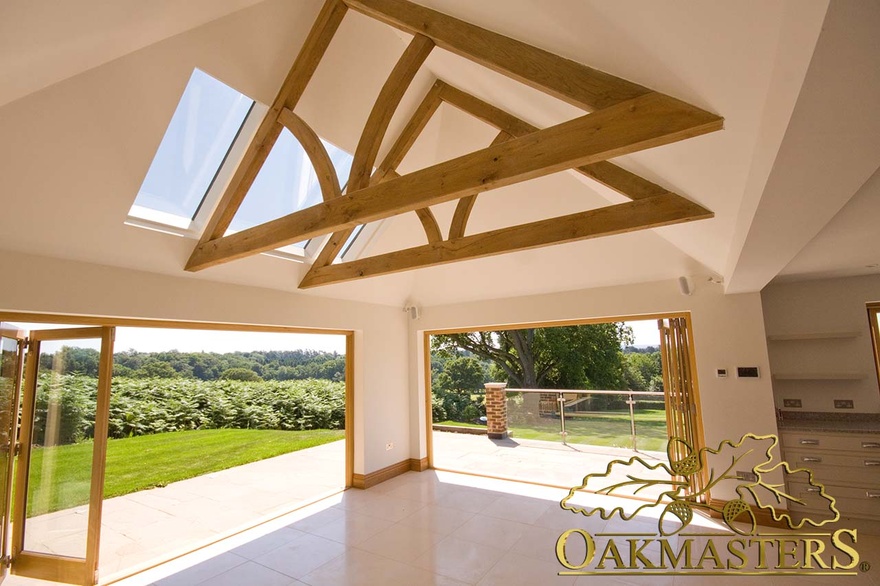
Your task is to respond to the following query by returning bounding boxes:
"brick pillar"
[484,382,508,439]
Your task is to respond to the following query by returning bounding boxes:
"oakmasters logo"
[555,434,870,577]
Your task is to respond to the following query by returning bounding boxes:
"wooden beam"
[308,34,434,271]
[383,170,443,244]
[194,0,348,246]
[376,80,444,178]
[438,80,672,201]
[277,108,342,202]
[448,131,513,240]
[186,92,722,271]
[343,0,651,111]
[299,193,713,287]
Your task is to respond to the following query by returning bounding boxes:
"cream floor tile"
[354,521,445,562]
[480,494,554,525]
[433,486,503,514]
[477,550,577,585]
[342,492,427,522]
[287,506,346,534]
[301,548,469,586]
[310,510,396,545]
[413,535,507,584]
[510,523,571,564]
[230,526,306,559]
[452,514,531,550]
[398,503,476,536]
[253,533,346,579]
[153,551,246,586]
[196,561,304,586]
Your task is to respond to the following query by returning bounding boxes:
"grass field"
[26,428,344,516]
[436,420,486,428]
[509,409,668,451]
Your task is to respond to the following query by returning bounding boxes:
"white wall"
[412,277,779,501]
[0,250,411,476]
[762,274,880,413]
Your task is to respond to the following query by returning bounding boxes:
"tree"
[220,367,263,381]
[433,323,633,390]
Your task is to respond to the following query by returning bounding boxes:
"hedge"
[33,373,345,445]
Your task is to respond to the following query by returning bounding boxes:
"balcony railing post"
[484,382,509,439]
[626,392,637,451]
[557,392,567,445]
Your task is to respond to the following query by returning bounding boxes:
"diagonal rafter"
[186,92,722,272]
[299,193,714,287]
[437,80,672,202]
[305,34,434,272]
[342,0,650,112]
[196,0,348,246]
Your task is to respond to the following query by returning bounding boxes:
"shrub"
[34,373,345,443]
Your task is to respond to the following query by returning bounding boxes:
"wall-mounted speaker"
[678,276,692,296]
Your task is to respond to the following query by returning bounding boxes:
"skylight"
[130,69,253,229]
[128,68,364,262]
[228,128,354,249]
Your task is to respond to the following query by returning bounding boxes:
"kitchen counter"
[778,411,880,434]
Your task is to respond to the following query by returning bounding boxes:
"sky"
[10,323,346,354]
[625,320,661,347]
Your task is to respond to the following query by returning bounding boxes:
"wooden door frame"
[11,326,113,586]
[0,311,355,584]
[422,311,707,495]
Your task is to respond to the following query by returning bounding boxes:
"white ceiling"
[0,0,877,308]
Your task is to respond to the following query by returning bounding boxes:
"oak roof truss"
[185,0,723,287]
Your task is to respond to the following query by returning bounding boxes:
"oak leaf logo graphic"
[559,433,839,535]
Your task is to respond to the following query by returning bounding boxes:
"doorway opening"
[426,314,705,502]
[0,315,353,585]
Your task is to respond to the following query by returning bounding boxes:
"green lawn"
[509,409,668,452]
[436,420,486,428]
[26,428,344,517]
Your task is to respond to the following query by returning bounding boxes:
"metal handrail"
[500,387,663,450]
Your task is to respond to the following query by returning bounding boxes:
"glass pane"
[229,130,354,247]
[0,336,20,562]
[24,339,101,558]
[133,69,253,223]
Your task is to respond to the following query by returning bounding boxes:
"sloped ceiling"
[0,0,874,308]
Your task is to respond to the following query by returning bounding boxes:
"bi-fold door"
[0,324,114,586]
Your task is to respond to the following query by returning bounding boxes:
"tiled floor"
[8,440,344,584]
[5,469,879,585]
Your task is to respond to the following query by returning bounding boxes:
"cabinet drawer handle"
[802,457,822,463]
[800,439,820,446]
[866,460,880,467]
[805,487,821,493]
[868,491,880,499]
[863,442,880,449]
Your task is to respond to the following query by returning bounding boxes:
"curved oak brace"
[299,193,714,288]
[309,34,435,271]
[195,0,348,247]
[447,131,512,240]
[377,170,442,244]
[278,108,342,202]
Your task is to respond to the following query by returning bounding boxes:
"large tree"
[433,323,633,390]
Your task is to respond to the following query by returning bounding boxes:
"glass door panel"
[12,326,114,586]
[0,326,26,584]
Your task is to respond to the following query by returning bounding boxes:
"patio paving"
[9,439,345,585]
[431,430,672,498]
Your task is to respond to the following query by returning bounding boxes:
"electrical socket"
[833,399,854,409]
[736,470,758,483]
[385,442,394,451]
[783,399,802,408]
